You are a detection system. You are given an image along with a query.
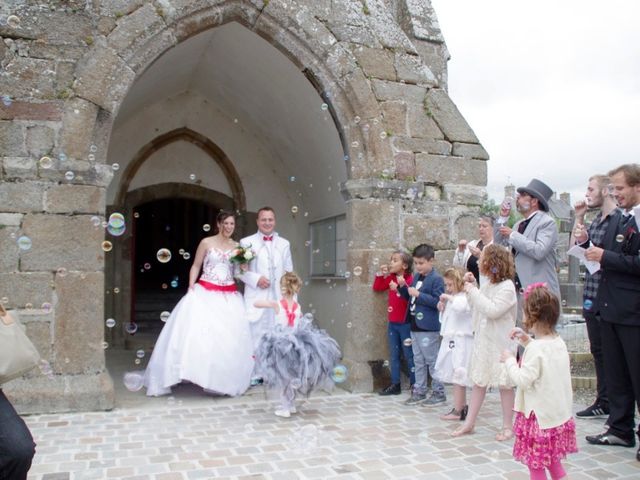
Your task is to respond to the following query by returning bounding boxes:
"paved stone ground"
[24,384,640,480]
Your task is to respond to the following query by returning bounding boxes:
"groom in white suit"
[240,207,294,360]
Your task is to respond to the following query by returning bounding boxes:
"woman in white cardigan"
[501,284,577,480]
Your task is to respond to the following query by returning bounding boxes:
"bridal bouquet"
[230,245,256,264]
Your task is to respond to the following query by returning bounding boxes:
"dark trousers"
[600,321,640,440]
[387,322,415,385]
[0,390,36,480]
[584,310,608,406]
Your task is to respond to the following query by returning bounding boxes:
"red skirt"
[513,411,577,469]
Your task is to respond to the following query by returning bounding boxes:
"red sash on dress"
[197,280,237,292]
[279,299,298,327]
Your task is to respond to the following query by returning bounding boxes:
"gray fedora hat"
[517,178,553,212]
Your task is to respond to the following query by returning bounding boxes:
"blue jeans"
[388,322,415,385]
[411,331,444,396]
[0,390,36,480]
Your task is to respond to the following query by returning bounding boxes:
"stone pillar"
[0,98,115,413]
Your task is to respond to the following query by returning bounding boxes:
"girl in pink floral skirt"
[500,283,577,480]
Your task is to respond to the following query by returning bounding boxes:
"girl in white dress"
[451,244,517,440]
[143,211,254,397]
[255,272,341,418]
[434,268,473,421]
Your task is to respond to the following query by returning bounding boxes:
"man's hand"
[574,200,588,219]
[408,287,419,297]
[499,225,513,237]
[257,276,271,289]
[573,223,589,244]
[585,246,604,263]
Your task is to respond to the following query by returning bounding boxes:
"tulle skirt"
[143,283,254,397]
[434,334,473,387]
[255,315,341,401]
[513,411,578,469]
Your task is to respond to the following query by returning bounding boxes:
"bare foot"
[451,424,474,437]
[495,428,513,441]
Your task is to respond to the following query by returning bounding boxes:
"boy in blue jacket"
[398,243,446,405]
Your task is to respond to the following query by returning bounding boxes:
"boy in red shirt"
[373,251,414,395]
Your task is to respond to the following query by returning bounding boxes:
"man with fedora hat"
[494,178,561,298]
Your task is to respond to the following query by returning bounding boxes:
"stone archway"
[1,1,490,412]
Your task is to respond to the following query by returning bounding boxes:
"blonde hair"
[443,268,464,293]
[281,271,302,297]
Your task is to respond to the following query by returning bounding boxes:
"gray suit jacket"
[494,211,561,297]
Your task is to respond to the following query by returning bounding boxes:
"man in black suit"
[581,163,640,462]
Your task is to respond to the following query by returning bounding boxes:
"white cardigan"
[504,335,573,429]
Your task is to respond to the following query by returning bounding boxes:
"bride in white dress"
[143,211,254,397]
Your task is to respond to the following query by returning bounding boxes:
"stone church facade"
[0,0,488,413]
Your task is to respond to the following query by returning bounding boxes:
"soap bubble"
[89,144,98,153]
[125,322,138,335]
[6,15,21,29]
[615,234,624,243]
[64,171,75,181]
[170,279,178,288]
[353,266,363,276]
[156,248,172,263]
[331,365,348,383]
[101,241,113,252]
[583,299,593,310]
[160,311,170,322]
[291,206,299,214]
[182,252,190,260]
[17,236,32,251]
[416,312,423,320]
[123,371,144,392]
[39,156,52,169]
[202,224,211,232]
[56,267,68,277]
[321,103,328,111]
[91,216,101,227]
[1,94,12,107]
[105,318,116,328]
[135,349,145,359]
[111,163,120,171]
[107,213,126,236]
[58,152,67,162]
[189,173,196,181]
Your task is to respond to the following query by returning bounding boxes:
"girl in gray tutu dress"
[254,272,341,417]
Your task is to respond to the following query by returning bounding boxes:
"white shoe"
[274,409,290,418]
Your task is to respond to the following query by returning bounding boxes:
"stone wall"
[0,0,488,411]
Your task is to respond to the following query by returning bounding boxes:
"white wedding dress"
[143,248,254,396]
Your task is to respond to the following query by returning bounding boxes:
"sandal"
[450,424,475,437]
[495,428,513,441]
[440,407,463,421]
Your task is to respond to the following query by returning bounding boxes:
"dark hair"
[523,285,560,333]
[391,250,413,274]
[412,243,435,260]
[216,210,235,224]
[257,206,276,218]
[479,244,515,283]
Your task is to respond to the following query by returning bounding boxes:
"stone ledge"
[4,371,115,414]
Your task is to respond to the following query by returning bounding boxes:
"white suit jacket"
[239,232,293,323]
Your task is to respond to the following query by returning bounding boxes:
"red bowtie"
[263,236,273,241]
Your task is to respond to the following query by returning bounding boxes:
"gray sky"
[430,0,640,204]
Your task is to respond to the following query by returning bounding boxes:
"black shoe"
[576,403,609,418]
[586,431,635,447]
[460,404,468,421]
[379,383,401,396]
